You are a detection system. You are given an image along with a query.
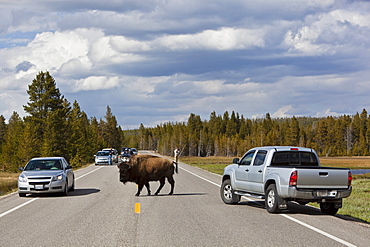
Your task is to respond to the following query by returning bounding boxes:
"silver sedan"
[18,157,75,197]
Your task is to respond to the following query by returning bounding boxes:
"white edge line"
[281,214,356,247]
[180,165,357,247]
[75,166,104,181]
[179,166,219,187]
[0,198,38,218]
[0,166,104,219]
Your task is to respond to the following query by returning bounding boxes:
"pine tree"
[0,115,6,152]
[1,112,24,171]
[23,71,70,158]
[102,106,121,150]
[289,116,300,146]
[67,101,91,167]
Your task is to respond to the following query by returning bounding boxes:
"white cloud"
[156,27,265,51]
[74,76,120,92]
[283,8,370,55]
[1,0,370,128]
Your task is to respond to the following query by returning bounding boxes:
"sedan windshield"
[96,151,110,156]
[24,160,63,171]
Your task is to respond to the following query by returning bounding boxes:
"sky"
[1,0,370,129]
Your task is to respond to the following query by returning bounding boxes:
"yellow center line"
[135,203,141,213]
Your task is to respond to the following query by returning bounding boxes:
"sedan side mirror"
[232,158,239,164]
[18,167,24,171]
[66,165,73,170]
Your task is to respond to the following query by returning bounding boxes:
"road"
[0,151,369,246]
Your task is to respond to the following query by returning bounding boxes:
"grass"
[0,172,19,196]
[180,155,370,223]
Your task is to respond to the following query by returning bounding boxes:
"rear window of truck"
[271,151,319,166]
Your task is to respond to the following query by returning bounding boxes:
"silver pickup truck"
[220,146,352,215]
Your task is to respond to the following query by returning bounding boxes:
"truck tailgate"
[296,168,349,189]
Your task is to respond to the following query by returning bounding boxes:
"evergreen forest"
[1,71,370,172]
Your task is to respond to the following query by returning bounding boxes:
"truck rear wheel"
[220,179,240,204]
[265,184,281,213]
[320,202,339,215]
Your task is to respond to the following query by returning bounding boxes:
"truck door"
[234,150,255,190]
[248,150,267,193]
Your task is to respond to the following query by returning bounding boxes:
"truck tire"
[320,202,338,215]
[265,184,281,213]
[220,179,240,204]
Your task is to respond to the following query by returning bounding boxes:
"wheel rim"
[267,189,275,208]
[223,184,233,200]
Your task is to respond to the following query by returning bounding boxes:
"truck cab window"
[239,151,255,166]
[253,150,267,166]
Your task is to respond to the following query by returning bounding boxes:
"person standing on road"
[108,149,113,165]
[174,147,180,163]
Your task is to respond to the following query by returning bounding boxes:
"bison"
[118,154,178,196]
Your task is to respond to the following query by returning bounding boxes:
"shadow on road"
[26,188,101,198]
[238,199,370,225]
[139,192,208,197]
[68,188,101,196]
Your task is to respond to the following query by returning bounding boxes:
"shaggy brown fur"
[118,154,178,196]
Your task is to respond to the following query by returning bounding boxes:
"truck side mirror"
[232,158,239,164]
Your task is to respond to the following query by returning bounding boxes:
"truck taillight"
[289,170,297,186]
[348,171,352,186]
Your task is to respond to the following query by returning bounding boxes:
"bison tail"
[173,161,178,174]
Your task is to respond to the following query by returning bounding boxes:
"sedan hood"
[21,170,64,177]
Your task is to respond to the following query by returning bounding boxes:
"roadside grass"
[0,172,19,196]
[320,156,370,169]
[179,156,370,224]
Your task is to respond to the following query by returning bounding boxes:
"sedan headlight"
[52,174,63,181]
[18,173,27,182]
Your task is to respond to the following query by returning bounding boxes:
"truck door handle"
[319,172,328,176]
[245,169,249,172]
[258,170,262,173]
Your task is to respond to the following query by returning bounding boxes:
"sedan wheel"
[62,180,68,196]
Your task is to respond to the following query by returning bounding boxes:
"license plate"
[35,185,44,190]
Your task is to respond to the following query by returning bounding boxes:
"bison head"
[117,162,131,183]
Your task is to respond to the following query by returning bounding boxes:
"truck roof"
[249,146,315,152]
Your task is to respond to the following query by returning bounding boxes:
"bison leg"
[167,175,175,195]
[145,182,151,196]
[154,177,166,195]
[136,183,144,196]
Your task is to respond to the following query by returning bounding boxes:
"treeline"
[132,109,370,158]
[1,71,370,172]
[0,71,122,172]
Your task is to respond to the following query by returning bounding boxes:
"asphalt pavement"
[0,151,369,246]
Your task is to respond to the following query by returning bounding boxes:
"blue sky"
[1,0,370,129]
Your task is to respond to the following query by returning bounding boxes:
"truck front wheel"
[265,184,281,213]
[320,202,339,215]
[220,179,240,204]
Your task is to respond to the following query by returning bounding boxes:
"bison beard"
[118,155,178,196]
